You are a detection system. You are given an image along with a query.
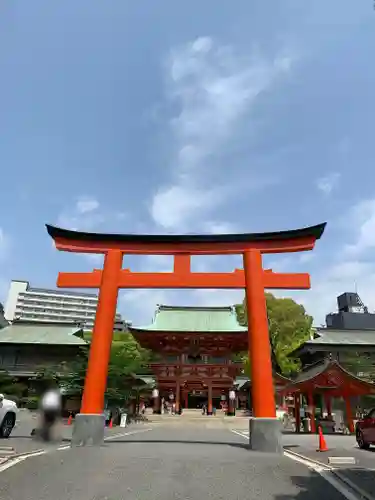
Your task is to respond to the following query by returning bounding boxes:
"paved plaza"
[2,416,375,500]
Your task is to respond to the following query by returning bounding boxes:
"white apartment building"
[4,280,99,329]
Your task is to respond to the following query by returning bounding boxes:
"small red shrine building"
[129,305,249,414]
[281,359,375,433]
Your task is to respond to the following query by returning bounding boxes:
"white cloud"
[55,196,128,263]
[344,198,375,256]
[0,282,8,308]
[274,195,375,324]
[76,197,100,214]
[299,253,314,264]
[191,289,244,307]
[150,36,294,231]
[144,254,173,272]
[202,221,239,234]
[316,172,341,195]
[119,289,173,326]
[56,196,128,235]
[0,228,10,261]
[252,196,375,325]
[150,185,217,231]
[57,195,103,232]
[0,231,10,305]
[119,287,244,328]
[288,258,375,327]
[85,254,104,266]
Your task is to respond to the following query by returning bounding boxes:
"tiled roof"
[131,305,247,333]
[0,322,87,345]
[303,328,375,348]
[282,359,375,395]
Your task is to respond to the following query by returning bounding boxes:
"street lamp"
[152,388,160,414]
[228,389,236,417]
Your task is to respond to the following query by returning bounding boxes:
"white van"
[0,394,18,438]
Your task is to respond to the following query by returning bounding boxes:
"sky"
[0,1,375,327]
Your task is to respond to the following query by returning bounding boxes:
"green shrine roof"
[0,321,87,345]
[130,305,247,333]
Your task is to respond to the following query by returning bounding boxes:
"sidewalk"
[284,439,375,499]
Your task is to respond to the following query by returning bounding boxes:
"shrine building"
[129,305,248,414]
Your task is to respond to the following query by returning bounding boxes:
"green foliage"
[0,370,28,401]
[33,365,63,389]
[58,346,90,396]
[34,333,153,407]
[235,293,313,376]
[22,396,39,410]
[338,351,375,382]
[105,338,152,406]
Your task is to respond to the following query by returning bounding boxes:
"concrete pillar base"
[71,414,105,447]
[249,417,282,454]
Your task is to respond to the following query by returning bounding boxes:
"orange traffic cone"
[67,413,73,426]
[317,425,328,452]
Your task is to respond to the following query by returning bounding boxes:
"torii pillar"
[243,249,281,452]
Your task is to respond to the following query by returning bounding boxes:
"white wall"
[4,281,28,321]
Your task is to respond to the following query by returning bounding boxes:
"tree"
[35,333,153,407]
[235,293,313,376]
[104,338,152,406]
[0,370,28,402]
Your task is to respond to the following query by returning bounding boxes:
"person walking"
[39,386,62,442]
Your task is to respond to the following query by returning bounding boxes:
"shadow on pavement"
[275,469,375,500]
[334,467,375,498]
[104,438,250,450]
[9,435,71,443]
[274,472,358,500]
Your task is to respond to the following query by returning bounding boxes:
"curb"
[285,448,374,500]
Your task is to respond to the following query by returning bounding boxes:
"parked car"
[0,393,18,438]
[355,408,375,449]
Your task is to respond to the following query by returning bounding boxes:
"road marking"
[328,456,356,466]
[285,450,362,500]
[0,450,46,473]
[230,430,369,500]
[56,426,153,451]
[0,427,153,472]
[104,427,153,441]
[230,429,249,440]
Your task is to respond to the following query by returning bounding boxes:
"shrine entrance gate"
[46,222,326,452]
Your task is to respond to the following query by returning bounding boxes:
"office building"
[4,280,129,331]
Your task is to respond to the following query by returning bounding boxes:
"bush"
[21,396,39,410]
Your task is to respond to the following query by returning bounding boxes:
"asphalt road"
[0,426,351,500]
[236,429,375,499]
[0,410,129,458]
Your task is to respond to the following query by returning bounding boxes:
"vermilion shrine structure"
[130,304,293,415]
[282,359,375,434]
[129,304,248,416]
[46,222,326,451]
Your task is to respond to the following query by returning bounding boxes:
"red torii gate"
[46,222,326,451]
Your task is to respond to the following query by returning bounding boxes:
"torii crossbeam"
[46,222,326,451]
